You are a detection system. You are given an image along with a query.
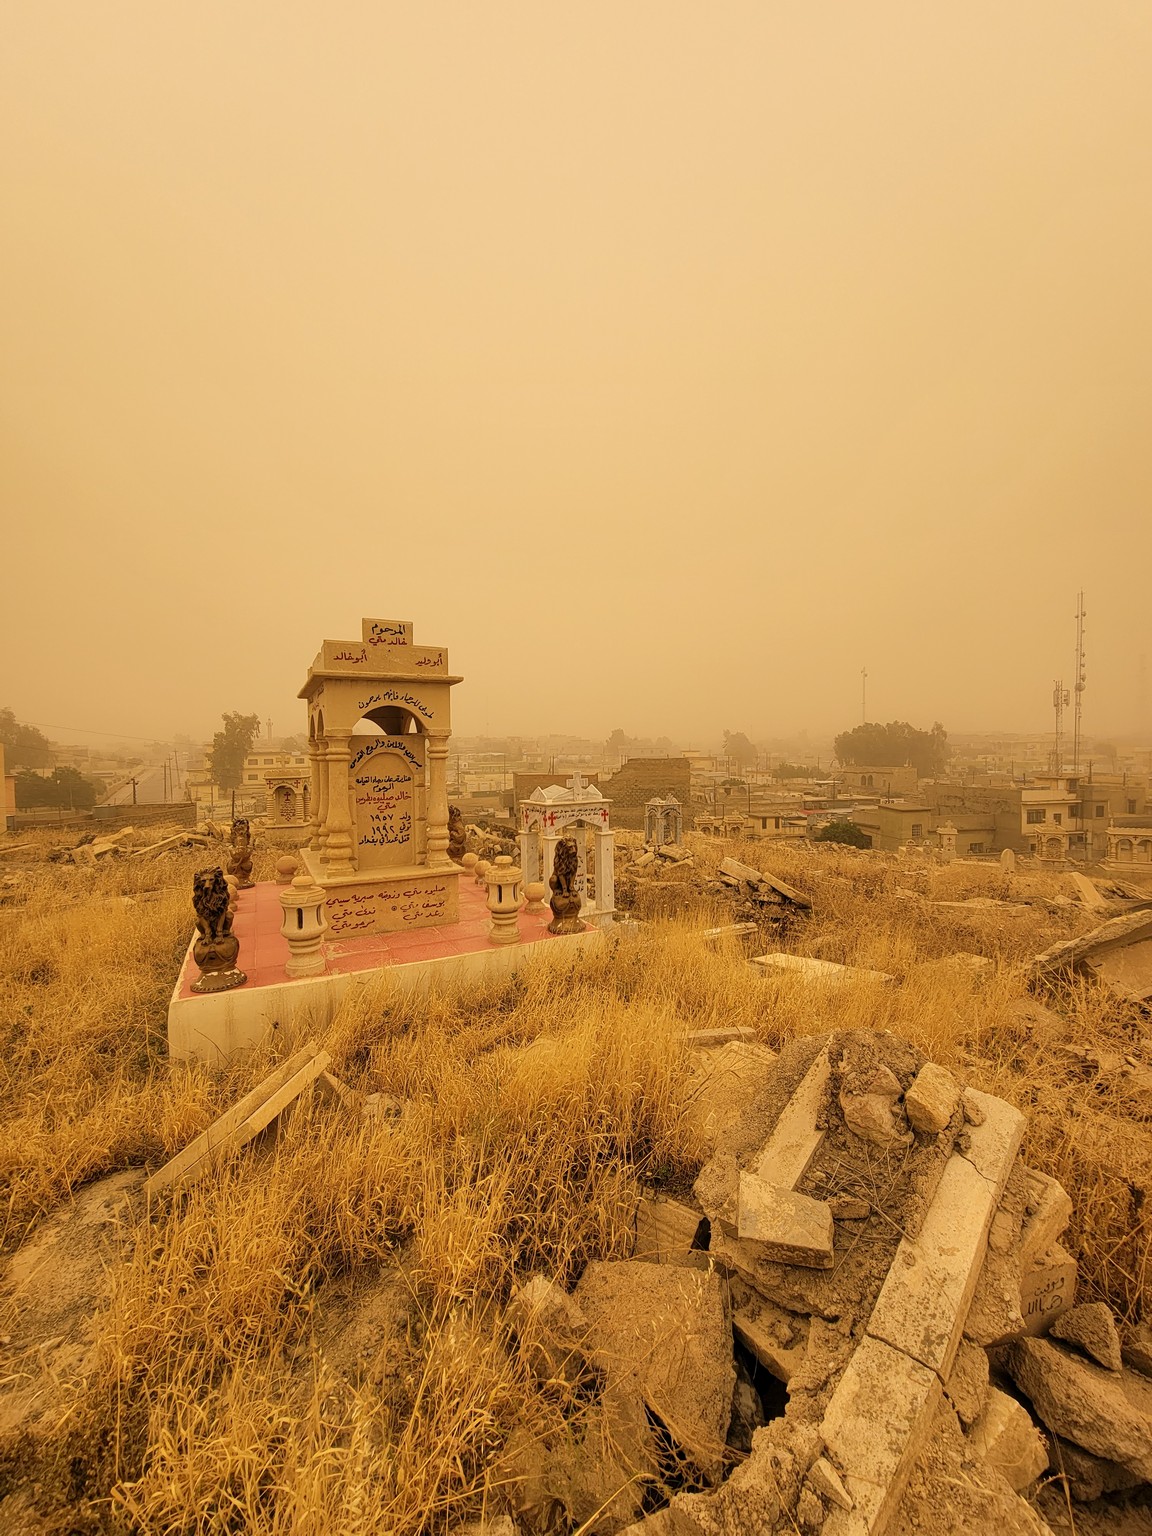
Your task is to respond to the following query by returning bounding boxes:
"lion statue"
[547,837,584,934]
[192,866,231,943]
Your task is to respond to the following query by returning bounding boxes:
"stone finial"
[486,855,523,946]
[523,880,548,914]
[548,836,584,935]
[274,855,300,886]
[278,872,328,978]
[190,866,247,993]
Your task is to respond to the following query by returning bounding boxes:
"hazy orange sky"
[2,3,1150,746]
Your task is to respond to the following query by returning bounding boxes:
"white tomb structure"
[645,794,683,849]
[264,766,311,846]
[519,773,616,929]
[299,618,461,936]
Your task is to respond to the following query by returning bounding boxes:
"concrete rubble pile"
[499,1028,1152,1535]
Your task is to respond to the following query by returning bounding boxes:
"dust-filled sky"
[2,3,1151,748]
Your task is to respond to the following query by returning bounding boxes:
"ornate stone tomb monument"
[264,767,311,847]
[645,794,683,849]
[299,618,462,936]
[519,774,615,928]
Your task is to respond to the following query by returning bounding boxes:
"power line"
[15,719,181,743]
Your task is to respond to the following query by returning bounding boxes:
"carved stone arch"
[360,704,425,736]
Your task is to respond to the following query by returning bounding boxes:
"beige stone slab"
[682,1025,758,1048]
[144,1045,329,1195]
[865,1091,1023,1379]
[731,1304,807,1383]
[749,1045,830,1188]
[1069,872,1110,909]
[736,1172,834,1268]
[750,953,894,986]
[821,1333,943,1536]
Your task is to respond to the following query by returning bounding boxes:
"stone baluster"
[426,732,452,868]
[321,728,356,876]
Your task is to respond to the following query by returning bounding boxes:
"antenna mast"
[1051,680,1069,774]
[861,666,868,726]
[1072,591,1086,774]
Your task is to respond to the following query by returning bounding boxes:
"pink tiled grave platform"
[176,876,565,998]
[168,876,603,1063]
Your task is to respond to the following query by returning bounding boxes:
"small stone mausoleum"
[299,618,461,937]
[519,774,616,928]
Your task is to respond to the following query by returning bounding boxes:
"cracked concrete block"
[904,1063,961,1136]
[967,1385,1048,1492]
[736,1171,834,1269]
[1051,1302,1123,1373]
[1047,1435,1143,1502]
[821,1334,942,1536]
[1007,1337,1152,1481]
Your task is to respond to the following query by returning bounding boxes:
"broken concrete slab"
[681,1039,777,1153]
[1122,1322,1152,1379]
[682,1025,758,1048]
[1030,907,1152,982]
[1050,1302,1123,1373]
[750,953,894,987]
[820,1333,943,1536]
[699,922,758,947]
[904,1062,961,1136]
[718,857,812,909]
[736,1171,834,1269]
[807,1455,853,1512]
[1007,1336,1152,1480]
[968,1385,1048,1492]
[574,1260,735,1482]
[1085,937,1152,1004]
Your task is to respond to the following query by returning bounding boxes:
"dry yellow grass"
[0,828,1148,1532]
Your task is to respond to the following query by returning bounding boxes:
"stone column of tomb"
[320,729,356,876]
[312,738,330,853]
[594,828,615,921]
[425,732,453,868]
[307,735,322,849]
[519,824,540,884]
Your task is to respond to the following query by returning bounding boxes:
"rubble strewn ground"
[1,829,1151,1532]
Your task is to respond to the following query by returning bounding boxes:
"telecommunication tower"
[1071,592,1086,774]
[1051,680,1070,774]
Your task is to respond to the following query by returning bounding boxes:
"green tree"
[815,818,871,848]
[833,720,948,779]
[14,766,97,810]
[0,708,54,769]
[722,730,758,769]
[209,712,261,791]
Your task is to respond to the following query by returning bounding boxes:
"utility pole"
[861,666,868,726]
[131,777,138,806]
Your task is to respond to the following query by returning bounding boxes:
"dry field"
[0,829,1149,1533]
